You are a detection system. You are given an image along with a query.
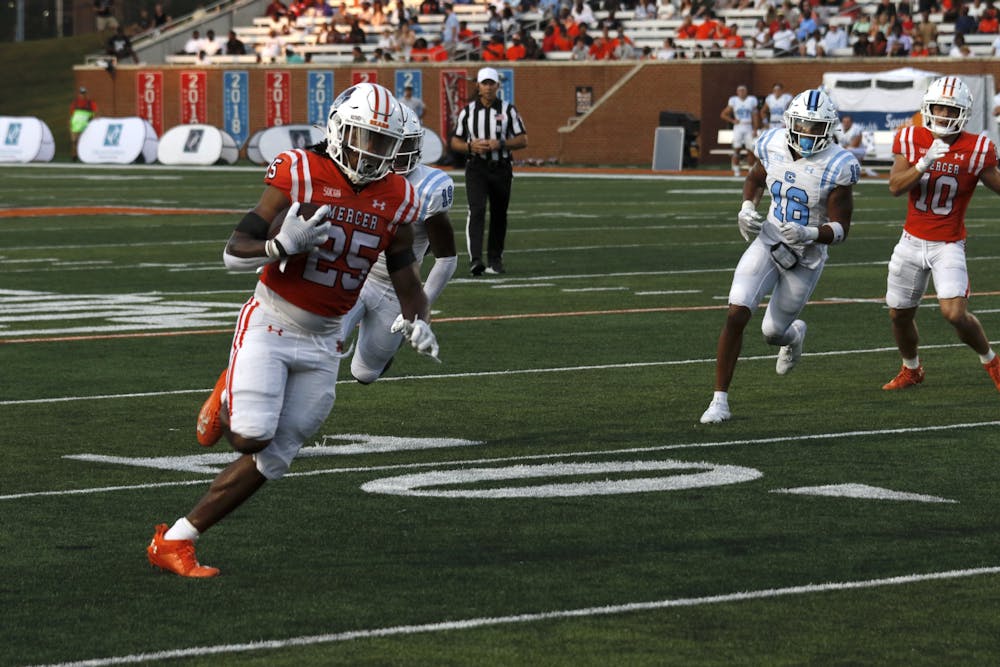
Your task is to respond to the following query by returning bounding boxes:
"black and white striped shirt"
[453,97,526,163]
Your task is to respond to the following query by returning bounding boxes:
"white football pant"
[885,231,970,309]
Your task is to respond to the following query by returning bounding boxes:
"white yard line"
[32,566,1000,667]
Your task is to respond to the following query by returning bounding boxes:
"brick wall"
[75,59,1000,167]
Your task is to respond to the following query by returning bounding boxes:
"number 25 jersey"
[259,148,422,317]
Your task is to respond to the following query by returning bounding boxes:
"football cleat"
[882,365,925,390]
[196,369,227,447]
[984,356,1000,392]
[469,260,486,277]
[147,524,219,578]
[776,320,807,375]
[699,399,731,424]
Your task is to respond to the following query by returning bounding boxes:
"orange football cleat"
[984,356,1000,392]
[147,524,219,578]
[196,369,227,447]
[882,365,925,390]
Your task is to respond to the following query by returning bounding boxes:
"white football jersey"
[367,163,455,285]
[728,95,758,127]
[753,127,860,268]
[764,92,793,128]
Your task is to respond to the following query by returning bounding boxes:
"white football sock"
[980,350,996,364]
[164,517,200,542]
[902,357,920,370]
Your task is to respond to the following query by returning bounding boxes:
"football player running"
[341,109,458,383]
[882,76,1000,392]
[148,83,438,577]
[700,88,859,424]
[720,84,760,177]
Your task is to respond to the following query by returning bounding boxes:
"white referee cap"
[477,67,499,83]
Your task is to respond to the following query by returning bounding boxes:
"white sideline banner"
[78,117,158,164]
[158,124,239,165]
[247,124,325,165]
[0,116,55,163]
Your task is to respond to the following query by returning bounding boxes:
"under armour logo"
[372,199,386,211]
[267,325,283,336]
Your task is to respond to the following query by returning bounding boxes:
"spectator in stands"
[94,0,118,32]
[751,18,771,50]
[850,13,871,37]
[265,0,290,22]
[377,27,396,50]
[409,36,431,60]
[852,31,871,55]
[969,0,987,19]
[333,2,352,26]
[485,6,504,35]
[589,25,617,59]
[106,25,139,63]
[818,23,848,55]
[542,21,572,52]
[955,6,978,34]
[428,35,449,60]
[915,10,938,45]
[634,0,657,19]
[225,30,247,55]
[396,19,418,52]
[400,85,425,120]
[259,29,284,61]
[676,15,698,38]
[152,2,170,29]
[203,29,223,56]
[887,22,913,55]
[771,20,798,56]
[127,9,151,36]
[458,20,480,52]
[348,16,368,43]
[352,45,366,61]
[571,0,596,27]
[655,36,680,59]
[482,33,507,60]
[873,0,897,22]
[183,30,205,55]
[695,11,721,39]
[796,8,820,42]
[500,5,519,36]
[506,31,528,59]
[570,34,589,59]
[69,87,97,161]
[908,35,928,55]
[949,32,973,55]
[871,29,889,55]
[441,2,461,51]
[979,5,999,32]
[614,26,637,58]
[420,0,440,15]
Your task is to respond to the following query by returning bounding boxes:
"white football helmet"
[325,83,405,185]
[921,76,972,136]
[393,108,423,175]
[784,89,838,157]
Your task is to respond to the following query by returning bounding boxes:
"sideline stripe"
[4,420,997,501]
[0,206,241,218]
[32,566,1000,667]
[0,339,986,407]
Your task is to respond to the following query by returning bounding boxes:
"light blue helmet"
[784,88,838,157]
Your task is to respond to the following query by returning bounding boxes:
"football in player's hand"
[269,202,322,238]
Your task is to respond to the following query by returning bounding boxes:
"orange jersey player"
[882,75,1000,392]
[147,83,439,578]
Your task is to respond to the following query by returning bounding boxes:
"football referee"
[450,67,528,275]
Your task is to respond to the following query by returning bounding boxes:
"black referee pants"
[464,158,512,267]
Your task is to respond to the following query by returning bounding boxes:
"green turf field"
[2,166,1000,666]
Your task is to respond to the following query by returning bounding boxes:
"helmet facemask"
[921,77,972,137]
[784,89,837,158]
[325,83,404,185]
[393,112,423,175]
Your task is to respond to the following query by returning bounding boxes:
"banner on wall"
[179,71,207,125]
[351,70,378,85]
[394,69,422,101]
[495,67,514,105]
[440,69,468,150]
[222,70,249,148]
[265,70,291,127]
[136,71,163,136]
[307,71,335,127]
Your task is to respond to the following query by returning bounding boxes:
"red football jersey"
[259,148,421,317]
[893,125,998,242]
